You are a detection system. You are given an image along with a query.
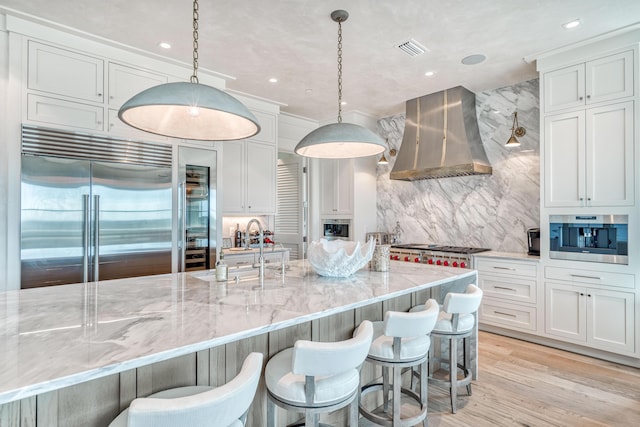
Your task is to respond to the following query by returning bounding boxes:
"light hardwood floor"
[416,331,640,427]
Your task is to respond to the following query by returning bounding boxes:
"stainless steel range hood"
[390,86,492,180]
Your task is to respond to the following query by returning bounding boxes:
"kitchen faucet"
[246,218,264,282]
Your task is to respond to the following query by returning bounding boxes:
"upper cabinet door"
[246,141,276,214]
[544,64,585,113]
[28,41,104,103]
[585,50,634,106]
[107,63,168,107]
[544,50,634,114]
[544,110,585,207]
[585,101,634,206]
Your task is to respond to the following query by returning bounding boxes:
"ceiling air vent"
[396,39,428,57]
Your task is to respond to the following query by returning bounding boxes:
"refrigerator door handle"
[93,194,100,281]
[83,194,90,283]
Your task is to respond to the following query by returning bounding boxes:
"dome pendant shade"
[294,123,386,158]
[118,82,260,141]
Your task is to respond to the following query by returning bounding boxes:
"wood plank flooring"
[428,332,640,427]
[361,331,640,427]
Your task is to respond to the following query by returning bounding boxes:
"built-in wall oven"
[549,215,628,265]
[322,219,351,241]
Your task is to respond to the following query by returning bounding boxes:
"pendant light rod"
[118,0,260,141]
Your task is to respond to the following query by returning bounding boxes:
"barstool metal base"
[359,356,428,427]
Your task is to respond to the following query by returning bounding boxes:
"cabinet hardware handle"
[493,266,516,271]
[494,311,517,318]
[579,96,583,101]
[571,274,601,280]
[587,294,592,297]
[494,286,516,291]
[580,293,584,296]
[97,93,102,97]
[586,95,591,99]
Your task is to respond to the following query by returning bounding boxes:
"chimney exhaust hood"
[390,86,492,180]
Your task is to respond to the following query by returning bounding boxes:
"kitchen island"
[0,260,476,427]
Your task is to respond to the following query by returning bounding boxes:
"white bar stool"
[265,320,373,427]
[358,299,439,426]
[108,352,263,427]
[411,284,483,413]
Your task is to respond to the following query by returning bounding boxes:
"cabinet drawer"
[480,297,537,332]
[475,258,538,278]
[479,273,536,304]
[545,266,634,289]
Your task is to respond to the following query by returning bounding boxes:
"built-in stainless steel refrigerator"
[20,125,173,288]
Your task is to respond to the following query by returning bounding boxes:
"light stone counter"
[473,250,541,262]
[0,259,476,405]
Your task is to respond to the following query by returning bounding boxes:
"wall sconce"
[378,140,397,164]
[506,111,526,147]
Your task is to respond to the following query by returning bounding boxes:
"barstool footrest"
[359,382,427,427]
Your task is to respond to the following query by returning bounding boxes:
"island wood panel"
[226,334,269,427]
[0,400,20,427]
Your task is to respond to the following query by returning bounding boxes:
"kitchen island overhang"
[0,260,477,406]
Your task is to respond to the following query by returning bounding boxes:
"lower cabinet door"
[545,282,586,342]
[587,288,635,354]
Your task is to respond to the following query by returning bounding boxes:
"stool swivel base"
[359,352,428,427]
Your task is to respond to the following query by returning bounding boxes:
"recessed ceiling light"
[305,89,313,94]
[562,19,581,29]
[424,71,436,77]
[340,101,347,106]
[158,42,171,49]
[461,54,486,65]
[268,77,278,83]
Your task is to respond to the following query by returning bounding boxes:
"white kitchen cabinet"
[27,94,104,132]
[545,281,634,355]
[319,158,354,217]
[544,101,634,207]
[543,50,633,113]
[28,41,105,103]
[107,62,168,107]
[476,257,539,333]
[222,140,276,215]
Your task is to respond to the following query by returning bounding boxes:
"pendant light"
[505,111,526,147]
[294,10,385,159]
[118,0,260,141]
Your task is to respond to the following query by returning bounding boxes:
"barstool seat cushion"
[367,321,431,361]
[109,386,243,427]
[433,311,476,334]
[265,348,360,407]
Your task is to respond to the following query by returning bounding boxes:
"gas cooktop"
[391,244,491,254]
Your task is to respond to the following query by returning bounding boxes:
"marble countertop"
[473,251,540,261]
[0,260,475,405]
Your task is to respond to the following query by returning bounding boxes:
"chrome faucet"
[246,218,264,282]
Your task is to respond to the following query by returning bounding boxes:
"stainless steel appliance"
[20,125,172,288]
[527,228,541,256]
[365,232,396,245]
[178,147,217,272]
[549,215,628,265]
[389,244,490,269]
[322,219,350,241]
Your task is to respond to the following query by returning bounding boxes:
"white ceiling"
[1,0,639,122]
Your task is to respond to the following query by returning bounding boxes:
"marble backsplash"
[375,79,540,253]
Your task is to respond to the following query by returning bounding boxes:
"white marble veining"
[0,260,475,405]
[376,79,540,253]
